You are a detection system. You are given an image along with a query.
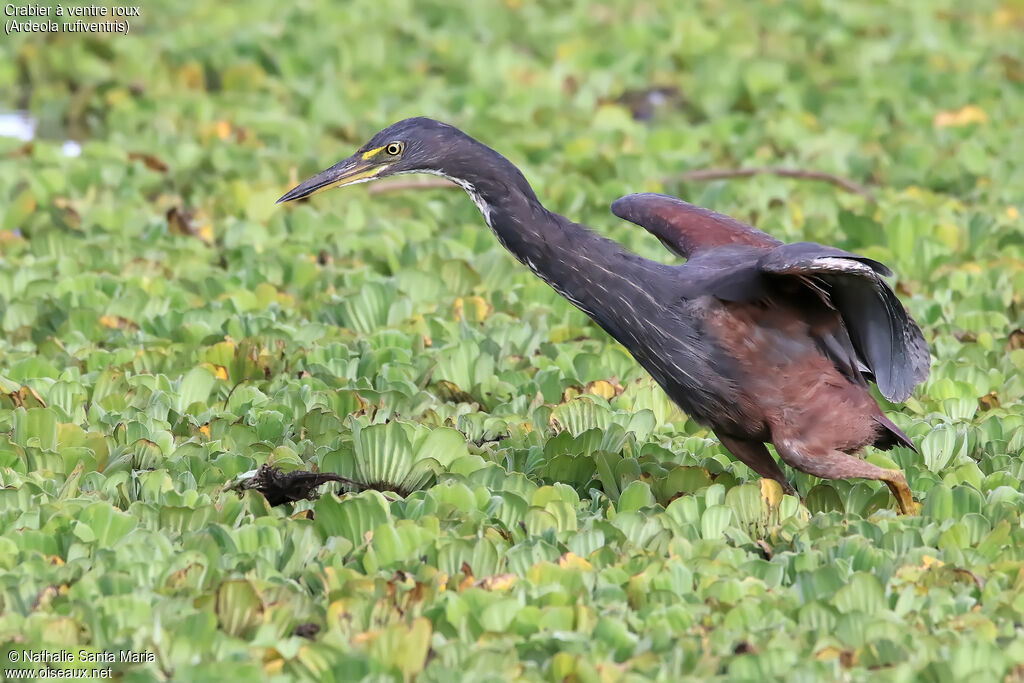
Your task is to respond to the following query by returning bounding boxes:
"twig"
[367,178,458,195]
[673,166,875,200]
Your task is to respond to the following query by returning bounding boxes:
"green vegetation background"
[2,0,1024,680]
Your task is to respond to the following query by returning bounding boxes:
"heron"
[278,117,930,513]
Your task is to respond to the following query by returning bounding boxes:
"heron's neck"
[431,144,663,326]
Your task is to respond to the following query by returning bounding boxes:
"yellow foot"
[881,469,919,515]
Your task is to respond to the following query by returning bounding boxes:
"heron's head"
[277,117,468,203]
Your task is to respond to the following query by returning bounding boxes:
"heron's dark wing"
[702,242,930,402]
[758,241,894,277]
[611,193,781,259]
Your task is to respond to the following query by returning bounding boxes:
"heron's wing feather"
[758,241,893,277]
[611,193,780,259]
[695,241,928,402]
[757,243,929,402]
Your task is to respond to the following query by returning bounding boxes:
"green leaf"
[805,485,844,514]
[832,573,885,614]
[177,366,217,413]
[12,407,58,452]
[314,491,391,544]
[921,424,961,472]
[215,579,264,638]
[412,426,470,468]
[79,502,136,546]
[364,618,432,677]
[700,505,734,539]
[618,480,655,513]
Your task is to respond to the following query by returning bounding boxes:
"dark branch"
[672,167,875,200]
[236,465,367,506]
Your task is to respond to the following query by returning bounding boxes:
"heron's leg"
[717,434,797,496]
[772,438,918,515]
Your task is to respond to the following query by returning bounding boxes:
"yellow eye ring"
[385,142,403,156]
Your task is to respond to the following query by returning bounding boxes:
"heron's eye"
[385,142,404,156]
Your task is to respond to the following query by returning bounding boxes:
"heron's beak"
[276,155,390,204]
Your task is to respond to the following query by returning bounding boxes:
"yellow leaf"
[176,62,205,90]
[216,120,232,140]
[993,7,1020,28]
[213,365,228,381]
[199,425,211,438]
[586,380,616,400]
[815,646,842,661]
[263,656,284,677]
[99,315,135,329]
[453,296,491,323]
[197,224,214,245]
[326,598,351,626]
[351,631,377,646]
[1008,207,1020,220]
[933,105,988,128]
[760,478,783,507]
[478,573,517,591]
[557,552,593,571]
[551,652,577,679]
[922,555,944,569]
